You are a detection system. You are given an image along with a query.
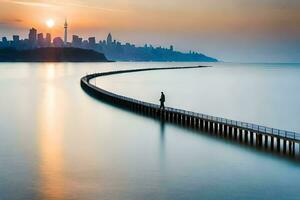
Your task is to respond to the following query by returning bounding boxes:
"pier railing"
[81,66,300,153]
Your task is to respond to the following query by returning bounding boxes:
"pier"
[81,66,300,158]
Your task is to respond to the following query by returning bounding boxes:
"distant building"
[37,33,44,47]
[29,28,37,47]
[2,37,7,42]
[2,37,8,47]
[64,19,68,46]
[88,37,96,46]
[170,45,174,51]
[72,35,79,43]
[82,40,89,48]
[72,35,82,47]
[107,33,112,46]
[45,33,51,47]
[12,35,20,48]
[53,37,64,47]
[13,35,19,42]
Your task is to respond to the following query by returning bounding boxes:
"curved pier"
[81,66,300,158]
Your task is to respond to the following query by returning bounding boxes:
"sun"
[46,19,55,28]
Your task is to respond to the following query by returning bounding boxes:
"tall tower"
[107,33,112,46]
[64,19,68,46]
[29,28,37,48]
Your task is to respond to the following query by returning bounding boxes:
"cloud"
[0,18,23,26]
[1,0,126,12]
[63,1,127,13]
[2,0,58,8]
[14,18,23,22]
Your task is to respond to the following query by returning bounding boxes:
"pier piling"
[81,66,300,159]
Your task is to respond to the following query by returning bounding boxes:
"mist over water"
[0,62,300,200]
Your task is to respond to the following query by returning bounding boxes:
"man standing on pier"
[160,92,165,110]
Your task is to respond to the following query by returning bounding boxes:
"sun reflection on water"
[46,64,56,81]
[37,64,66,200]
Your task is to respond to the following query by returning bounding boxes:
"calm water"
[0,62,300,200]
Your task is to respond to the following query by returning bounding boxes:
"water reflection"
[2,62,300,200]
[159,120,166,173]
[46,64,55,81]
[37,64,66,200]
[160,121,165,146]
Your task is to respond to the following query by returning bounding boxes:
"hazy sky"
[0,0,299,62]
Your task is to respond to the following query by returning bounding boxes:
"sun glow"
[46,19,55,28]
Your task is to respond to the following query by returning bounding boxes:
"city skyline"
[0,0,299,62]
[0,23,217,62]
[0,24,182,53]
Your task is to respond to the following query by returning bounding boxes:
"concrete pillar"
[234,128,238,140]
[224,125,228,137]
[250,132,254,145]
[244,130,248,143]
[239,129,243,142]
[289,141,292,155]
[200,119,204,130]
[283,140,287,154]
[215,123,219,134]
[192,117,195,128]
[220,124,223,136]
[180,114,183,124]
[210,122,214,133]
[277,138,281,152]
[271,136,274,150]
[257,134,262,147]
[228,127,232,138]
[205,120,209,132]
[196,118,200,129]
[186,116,189,126]
[293,142,296,155]
[264,135,268,148]
[219,124,223,135]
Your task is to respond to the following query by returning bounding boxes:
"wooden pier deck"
[81,66,300,157]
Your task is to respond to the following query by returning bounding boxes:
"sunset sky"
[0,0,299,62]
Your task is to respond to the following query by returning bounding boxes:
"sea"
[0,62,300,200]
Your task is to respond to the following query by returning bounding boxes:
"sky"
[0,0,299,62]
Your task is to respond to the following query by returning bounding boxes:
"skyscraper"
[170,45,174,51]
[13,35,19,43]
[64,19,68,46]
[2,37,8,47]
[107,33,112,46]
[88,37,96,48]
[72,35,82,47]
[29,28,37,47]
[45,33,51,47]
[12,35,20,48]
[37,33,44,47]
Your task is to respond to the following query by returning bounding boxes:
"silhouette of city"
[0,21,217,62]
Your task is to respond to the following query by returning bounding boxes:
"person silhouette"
[160,92,165,109]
